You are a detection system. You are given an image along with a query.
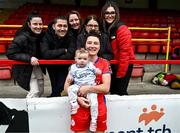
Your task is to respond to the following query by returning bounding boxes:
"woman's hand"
[77,97,90,108]
[65,49,67,52]
[30,57,39,66]
[78,85,91,97]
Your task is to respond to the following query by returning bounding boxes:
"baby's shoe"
[71,104,79,115]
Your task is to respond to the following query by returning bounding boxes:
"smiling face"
[69,13,80,30]
[53,19,68,37]
[85,19,99,33]
[28,17,43,34]
[85,36,100,56]
[104,6,116,24]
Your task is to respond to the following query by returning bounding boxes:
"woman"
[101,1,135,95]
[41,16,76,97]
[67,10,83,39]
[64,31,111,133]
[77,14,113,61]
[6,11,45,98]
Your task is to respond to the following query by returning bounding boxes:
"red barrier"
[0,59,180,65]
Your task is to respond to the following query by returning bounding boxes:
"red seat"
[171,32,179,39]
[149,45,161,52]
[131,64,144,82]
[149,33,159,38]
[136,44,148,59]
[162,46,172,54]
[131,31,140,38]
[140,32,149,38]
[0,65,12,80]
[0,45,6,54]
[151,23,159,28]
[136,45,148,53]
[149,45,161,59]
[172,39,180,46]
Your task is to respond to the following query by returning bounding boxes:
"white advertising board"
[1,95,180,133]
[106,95,180,133]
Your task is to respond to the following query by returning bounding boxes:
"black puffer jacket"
[76,29,113,61]
[41,23,76,60]
[6,30,45,91]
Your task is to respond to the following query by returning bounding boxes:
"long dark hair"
[67,10,83,33]
[83,14,102,32]
[15,11,42,36]
[101,1,120,33]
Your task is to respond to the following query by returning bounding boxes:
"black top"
[41,22,76,60]
[6,29,45,90]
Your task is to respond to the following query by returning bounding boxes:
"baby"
[66,48,101,132]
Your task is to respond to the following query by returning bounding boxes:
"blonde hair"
[75,48,89,57]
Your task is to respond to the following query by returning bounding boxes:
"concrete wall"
[50,0,75,5]
[117,0,180,10]
[117,0,149,9]
[157,0,180,10]
[0,0,25,9]
[0,0,43,9]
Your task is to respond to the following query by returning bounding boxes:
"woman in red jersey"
[101,1,135,95]
[64,31,111,133]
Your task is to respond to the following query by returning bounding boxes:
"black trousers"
[47,65,69,97]
[110,64,133,95]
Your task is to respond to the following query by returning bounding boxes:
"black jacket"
[69,28,80,39]
[41,23,76,60]
[6,30,45,91]
[76,29,113,61]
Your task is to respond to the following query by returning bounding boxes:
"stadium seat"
[172,39,180,46]
[149,43,161,59]
[136,43,148,59]
[0,45,6,54]
[131,64,145,82]
[0,65,12,80]
[162,45,172,54]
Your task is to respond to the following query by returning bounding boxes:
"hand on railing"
[30,57,39,66]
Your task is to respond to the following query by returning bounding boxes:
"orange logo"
[139,104,164,126]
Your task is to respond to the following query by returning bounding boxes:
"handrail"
[0,25,169,30]
[0,59,180,65]
[132,39,168,42]
[130,26,171,73]
[0,38,13,41]
[129,27,169,30]
[0,38,169,42]
[166,26,171,73]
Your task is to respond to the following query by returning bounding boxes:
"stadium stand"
[0,3,180,81]
[1,3,179,53]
